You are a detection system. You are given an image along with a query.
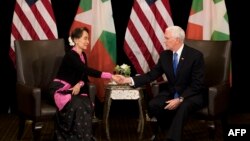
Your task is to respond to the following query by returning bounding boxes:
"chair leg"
[92,113,101,139]
[207,120,215,140]
[17,117,25,140]
[150,117,159,141]
[32,121,43,141]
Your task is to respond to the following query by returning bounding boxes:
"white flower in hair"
[68,36,75,46]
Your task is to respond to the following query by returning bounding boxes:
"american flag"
[10,0,58,63]
[124,0,173,75]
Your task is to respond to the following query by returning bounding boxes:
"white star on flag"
[74,0,115,50]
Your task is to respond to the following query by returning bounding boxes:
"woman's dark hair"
[70,27,89,40]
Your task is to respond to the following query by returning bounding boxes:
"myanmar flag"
[70,0,116,101]
[186,0,230,40]
[186,0,231,86]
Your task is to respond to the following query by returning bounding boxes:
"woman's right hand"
[69,83,81,95]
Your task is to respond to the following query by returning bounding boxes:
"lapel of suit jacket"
[175,46,187,79]
[164,51,175,80]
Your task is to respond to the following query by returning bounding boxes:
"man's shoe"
[150,134,162,141]
[150,134,156,141]
[91,136,97,141]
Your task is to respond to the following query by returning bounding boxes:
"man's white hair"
[166,26,185,42]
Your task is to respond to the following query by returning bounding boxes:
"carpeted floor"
[2,100,250,141]
[0,112,224,141]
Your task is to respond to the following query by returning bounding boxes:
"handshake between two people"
[111,74,132,85]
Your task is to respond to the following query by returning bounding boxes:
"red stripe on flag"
[124,41,144,74]
[9,49,16,66]
[162,0,172,17]
[127,20,155,69]
[31,4,55,39]
[150,2,164,31]
[11,24,22,40]
[134,1,162,55]
[41,0,56,23]
[124,0,173,74]
[15,3,39,39]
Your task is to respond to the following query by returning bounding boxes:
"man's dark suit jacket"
[133,45,206,103]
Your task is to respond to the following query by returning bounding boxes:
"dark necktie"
[173,52,178,75]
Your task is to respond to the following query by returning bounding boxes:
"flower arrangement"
[114,64,131,77]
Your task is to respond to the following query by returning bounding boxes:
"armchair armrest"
[16,83,41,117]
[151,81,168,97]
[207,81,230,117]
[88,83,97,103]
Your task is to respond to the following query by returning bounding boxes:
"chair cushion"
[41,101,57,116]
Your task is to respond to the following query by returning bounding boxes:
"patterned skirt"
[49,80,94,141]
[55,95,94,141]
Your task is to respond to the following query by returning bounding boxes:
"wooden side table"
[103,84,145,140]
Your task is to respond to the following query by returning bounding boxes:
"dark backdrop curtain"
[0,0,247,113]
